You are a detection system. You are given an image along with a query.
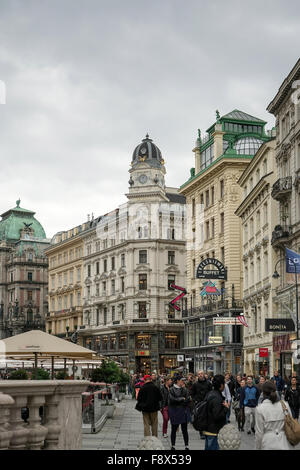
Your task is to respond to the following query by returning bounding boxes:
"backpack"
[191,399,208,432]
[280,400,300,446]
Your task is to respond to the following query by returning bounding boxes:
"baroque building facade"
[78,135,186,374]
[267,58,300,377]
[0,200,49,338]
[235,138,278,376]
[179,110,272,375]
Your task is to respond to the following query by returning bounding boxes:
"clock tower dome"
[127,134,168,203]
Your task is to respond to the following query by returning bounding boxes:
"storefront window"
[138,302,147,319]
[136,334,151,349]
[110,335,116,350]
[101,336,108,351]
[168,306,175,319]
[165,333,179,349]
[119,334,127,350]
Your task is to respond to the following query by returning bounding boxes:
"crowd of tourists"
[130,369,300,450]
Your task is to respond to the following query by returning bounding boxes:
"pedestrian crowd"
[130,369,300,450]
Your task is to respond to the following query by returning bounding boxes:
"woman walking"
[284,377,300,420]
[255,380,293,450]
[168,377,191,451]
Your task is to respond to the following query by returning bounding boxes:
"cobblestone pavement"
[82,395,266,451]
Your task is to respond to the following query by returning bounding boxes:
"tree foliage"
[91,360,120,384]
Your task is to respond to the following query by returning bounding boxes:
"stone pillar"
[0,392,14,449]
[212,123,225,160]
[9,396,30,450]
[43,394,61,450]
[26,395,48,450]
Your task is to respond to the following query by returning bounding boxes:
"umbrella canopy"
[0,330,96,359]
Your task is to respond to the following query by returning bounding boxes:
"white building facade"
[78,135,187,374]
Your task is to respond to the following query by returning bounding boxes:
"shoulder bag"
[280,400,300,446]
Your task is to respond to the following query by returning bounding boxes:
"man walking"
[160,375,172,438]
[239,375,260,435]
[191,370,212,440]
[271,370,285,396]
[202,374,230,450]
[136,375,162,438]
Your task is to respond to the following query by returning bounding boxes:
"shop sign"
[208,336,223,344]
[234,349,242,356]
[265,318,295,332]
[259,348,268,358]
[214,317,243,325]
[273,335,291,353]
[185,358,193,362]
[135,351,150,356]
[177,355,184,362]
[196,258,227,280]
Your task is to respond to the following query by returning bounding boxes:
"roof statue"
[216,110,220,122]
[16,198,21,208]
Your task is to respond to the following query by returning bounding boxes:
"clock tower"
[126,134,168,203]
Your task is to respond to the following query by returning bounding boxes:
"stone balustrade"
[0,380,89,450]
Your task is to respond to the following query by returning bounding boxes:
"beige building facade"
[235,139,278,376]
[45,221,92,343]
[179,110,272,374]
[267,58,300,377]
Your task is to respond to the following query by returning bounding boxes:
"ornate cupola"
[127,134,168,202]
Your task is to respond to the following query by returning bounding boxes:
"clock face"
[139,174,148,184]
[140,148,147,155]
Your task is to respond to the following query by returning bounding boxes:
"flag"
[285,247,300,274]
[238,315,248,327]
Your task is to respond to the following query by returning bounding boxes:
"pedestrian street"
[82,395,268,451]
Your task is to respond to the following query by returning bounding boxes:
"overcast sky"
[0,0,299,238]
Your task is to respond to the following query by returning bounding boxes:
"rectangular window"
[96,261,100,275]
[27,290,33,301]
[28,272,33,281]
[200,193,204,206]
[220,246,225,264]
[205,190,210,207]
[211,186,215,205]
[139,274,147,290]
[111,257,115,271]
[112,306,115,322]
[192,198,196,217]
[87,265,91,277]
[139,250,147,264]
[96,283,100,296]
[220,180,224,199]
[206,220,210,240]
[220,212,225,233]
[111,279,115,294]
[70,293,73,308]
[138,302,147,319]
[121,253,125,267]
[70,270,73,284]
[168,275,176,290]
[168,251,175,265]
[87,286,91,299]
[121,277,125,293]
[211,217,215,238]
[103,307,107,325]
[102,281,106,293]
[77,268,81,282]
[51,276,55,289]
[104,259,107,272]
[77,292,81,306]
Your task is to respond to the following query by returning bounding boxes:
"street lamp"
[272,256,299,360]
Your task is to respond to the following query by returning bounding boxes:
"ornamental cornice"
[84,277,92,286]
[164,265,180,274]
[118,267,127,276]
[134,264,152,273]
[100,273,108,281]
[108,270,117,279]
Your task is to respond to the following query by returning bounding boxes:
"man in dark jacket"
[191,370,212,403]
[191,370,212,440]
[271,370,285,394]
[239,375,260,434]
[136,375,162,437]
[203,374,229,450]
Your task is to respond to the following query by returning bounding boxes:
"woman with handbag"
[255,381,293,450]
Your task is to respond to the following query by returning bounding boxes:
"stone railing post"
[0,392,14,450]
[27,395,48,450]
[43,393,61,450]
[9,395,30,450]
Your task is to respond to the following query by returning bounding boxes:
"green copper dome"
[0,200,46,242]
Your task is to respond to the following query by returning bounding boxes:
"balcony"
[182,299,243,318]
[0,380,89,450]
[271,177,292,201]
[271,225,291,246]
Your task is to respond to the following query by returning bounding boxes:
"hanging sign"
[196,258,227,280]
[265,318,295,332]
[200,281,221,297]
[169,284,187,311]
[259,348,268,358]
